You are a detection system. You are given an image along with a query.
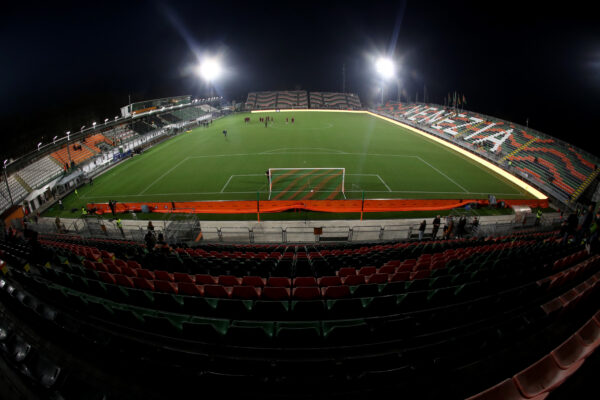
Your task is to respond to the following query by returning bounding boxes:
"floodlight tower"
[3,159,13,206]
[375,57,396,105]
[196,57,223,97]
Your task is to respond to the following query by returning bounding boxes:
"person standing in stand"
[432,215,441,239]
[418,220,426,241]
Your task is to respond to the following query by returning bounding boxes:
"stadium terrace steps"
[80,142,99,155]
[500,138,538,162]
[13,174,32,193]
[569,168,600,204]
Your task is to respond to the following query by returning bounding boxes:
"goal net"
[268,168,346,200]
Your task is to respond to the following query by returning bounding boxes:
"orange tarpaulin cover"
[88,198,548,215]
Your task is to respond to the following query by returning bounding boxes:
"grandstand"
[0,226,598,398]
[0,100,218,216]
[376,102,600,205]
[311,91,363,109]
[51,142,96,167]
[245,91,359,110]
[100,125,138,145]
[14,156,63,192]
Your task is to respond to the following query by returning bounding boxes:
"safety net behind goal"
[268,168,345,200]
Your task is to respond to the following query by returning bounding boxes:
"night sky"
[2,0,599,160]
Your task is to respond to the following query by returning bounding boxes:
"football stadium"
[1,4,600,400]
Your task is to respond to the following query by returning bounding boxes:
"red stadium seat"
[114,274,135,288]
[232,285,261,299]
[154,280,178,294]
[342,275,365,286]
[389,272,410,282]
[173,272,195,284]
[98,271,116,285]
[337,267,356,277]
[377,265,396,274]
[318,276,342,287]
[203,285,232,298]
[137,269,155,280]
[177,282,203,296]
[513,354,583,398]
[218,275,242,286]
[154,270,173,282]
[292,286,321,300]
[410,270,430,280]
[358,266,377,275]
[293,277,318,287]
[366,273,388,284]
[195,274,217,285]
[241,276,266,287]
[321,285,351,299]
[133,277,155,291]
[267,277,291,287]
[465,379,535,400]
[551,334,592,370]
[121,266,138,278]
[576,318,600,347]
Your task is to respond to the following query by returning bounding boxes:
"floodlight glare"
[376,57,395,79]
[197,58,222,82]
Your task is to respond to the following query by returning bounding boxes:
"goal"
[267,168,346,200]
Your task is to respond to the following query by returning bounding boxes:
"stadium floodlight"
[114,116,118,121]
[3,159,7,167]
[375,57,395,80]
[37,142,42,151]
[66,131,70,141]
[104,118,109,124]
[53,135,58,144]
[92,122,97,129]
[80,125,85,132]
[197,57,222,82]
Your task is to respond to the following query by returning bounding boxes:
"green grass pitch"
[49,111,529,215]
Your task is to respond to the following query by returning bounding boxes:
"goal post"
[267,167,346,200]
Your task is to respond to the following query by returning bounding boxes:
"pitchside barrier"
[87,198,548,217]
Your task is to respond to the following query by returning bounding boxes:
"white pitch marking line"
[82,189,525,198]
[138,157,189,195]
[376,175,393,192]
[220,174,265,193]
[259,147,346,155]
[416,156,469,193]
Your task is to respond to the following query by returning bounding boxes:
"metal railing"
[30,214,561,245]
